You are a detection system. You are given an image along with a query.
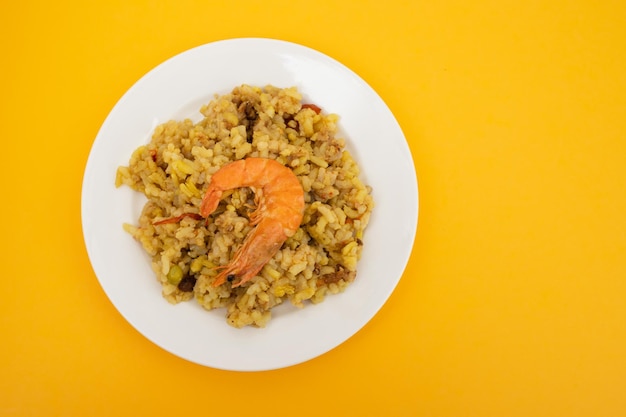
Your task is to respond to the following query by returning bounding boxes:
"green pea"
[167,264,184,285]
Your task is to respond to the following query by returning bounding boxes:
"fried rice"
[115,84,374,328]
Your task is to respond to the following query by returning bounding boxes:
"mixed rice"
[115,84,374,328]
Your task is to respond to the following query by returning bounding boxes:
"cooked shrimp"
[200,157,305,287]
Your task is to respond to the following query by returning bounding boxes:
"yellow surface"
[2,0,626,415]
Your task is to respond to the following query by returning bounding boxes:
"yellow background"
[2,0,626,415]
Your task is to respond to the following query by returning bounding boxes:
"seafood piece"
[201,157,305,287]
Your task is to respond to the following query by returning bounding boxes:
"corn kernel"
[273,285,295,297]
[171,159,194,176]
[190,258,204,273]
[262,264,281,280]
[341,240,358,256]
[343,256,357,271]
[223,112,239,126]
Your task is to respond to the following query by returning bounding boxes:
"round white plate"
[81,38,418,372]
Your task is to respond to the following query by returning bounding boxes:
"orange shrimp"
[200,157,305,288]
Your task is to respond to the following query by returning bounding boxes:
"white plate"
[81,38,418,372]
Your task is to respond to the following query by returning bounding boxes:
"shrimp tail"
[200,187,223,217]
[212,220,286,288]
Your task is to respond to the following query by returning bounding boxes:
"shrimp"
[200,157,305,287]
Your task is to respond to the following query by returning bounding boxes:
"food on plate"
[115,84,374,328]
[199,157,305,288]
